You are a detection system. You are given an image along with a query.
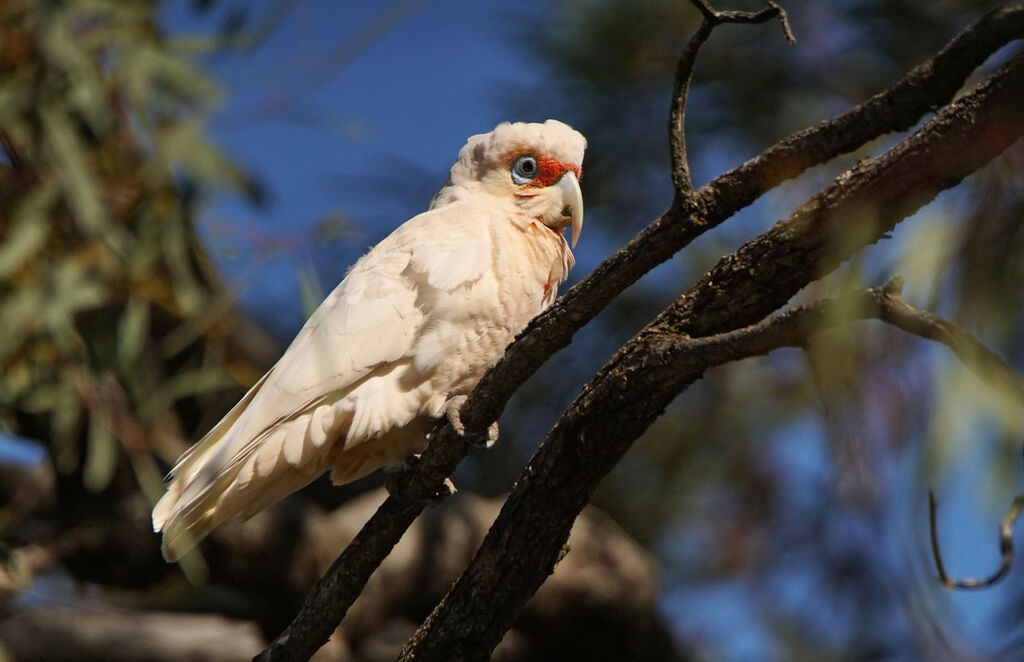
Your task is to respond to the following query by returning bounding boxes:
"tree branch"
[256,8,1024,661]
[877,285,1024,402]
[930,489,1024,590]
[699,4,1024,213]
[671,1,794,194]
[397,52,1024,660]
[467,3,1024,435]
[659,51,1024,338]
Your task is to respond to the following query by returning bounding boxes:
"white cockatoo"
[153,120,586,561]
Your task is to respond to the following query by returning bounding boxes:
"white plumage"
[153,120,587,561]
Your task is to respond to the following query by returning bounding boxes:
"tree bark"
[397,52,1024,662]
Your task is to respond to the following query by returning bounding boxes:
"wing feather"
[153,202,497,560]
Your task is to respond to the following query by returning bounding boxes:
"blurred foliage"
[492,0,1024,659]
[0,0,265,501]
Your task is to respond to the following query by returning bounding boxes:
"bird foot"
[444,395,499,449]
[384,454,457,503]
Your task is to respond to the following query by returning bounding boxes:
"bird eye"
[511,155,538,184]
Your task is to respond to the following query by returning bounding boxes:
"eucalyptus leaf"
[0,186,57,279]
[138,365,235,421]
[18,382,68,414]
[83,413,118,492]
[46,260,107,329]
[117,298,150,367]
[39,105,108,235]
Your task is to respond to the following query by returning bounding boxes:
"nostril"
[560,205,572,217]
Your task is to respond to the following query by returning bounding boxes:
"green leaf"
[155,208,205,314]
[19,382,69,414]
[39,4,113,136]
[39,104,108,236]
[117,298,150,367]
[138,365,235,421]
[0,286,44,362]
[45,260,107,329]
[116,42,220,114]
[0,182,58,279]
[0,87,29,125]
[83,414,118,493]
[0,358,34,402]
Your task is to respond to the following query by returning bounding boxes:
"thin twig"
[692,0,795,41]
[929,491,951,584]
[873,277,1024,401]
[875,282,1024,402]
[929,448,1024,590]
[930,491,1024,589]
[671,1,794,194]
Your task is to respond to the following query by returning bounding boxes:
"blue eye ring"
[511,155,538,184]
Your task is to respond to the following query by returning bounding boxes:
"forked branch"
[399,274,1024,659]
[670,1,795,194]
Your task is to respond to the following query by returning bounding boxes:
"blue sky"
[164,0,562,335]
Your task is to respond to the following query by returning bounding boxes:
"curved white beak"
[556,170,584,249]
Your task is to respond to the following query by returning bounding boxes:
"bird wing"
[153,201,494,559]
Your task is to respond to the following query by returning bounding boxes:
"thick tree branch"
[671,1,794,194]
[466,3,1024,434]
[257,9,1024,660]
[659,52,1024,338]
[398,53,1024,660]
[700,4,1024,213]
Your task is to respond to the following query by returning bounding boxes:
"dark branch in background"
[884,272,1024,587]
[930,459,1024,590]
[257,6,1024,661]
[700,4,1024,212]
[878,291,1024,401]
[398,53,1024,661]
[670,1,794,194]
[930,490,1024,589]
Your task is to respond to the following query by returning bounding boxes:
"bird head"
[432,120,586,249]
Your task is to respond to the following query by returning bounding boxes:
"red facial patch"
[528,154,581,188]
[503,147,581,189]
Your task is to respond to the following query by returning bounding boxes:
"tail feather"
[153,397,353,562]
[151,374,266,535]
[153,361,430,562]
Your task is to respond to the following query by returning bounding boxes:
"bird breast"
[410,213,572,408]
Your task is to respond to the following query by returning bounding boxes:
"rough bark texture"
[290,490,682,662]
[260,6,1024,660]
[396,53,1024,661]
[464,3,1024,434]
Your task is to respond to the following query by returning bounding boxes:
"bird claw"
[438,477,458,498]
[384,454,457,503]
[444,395,499,449]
